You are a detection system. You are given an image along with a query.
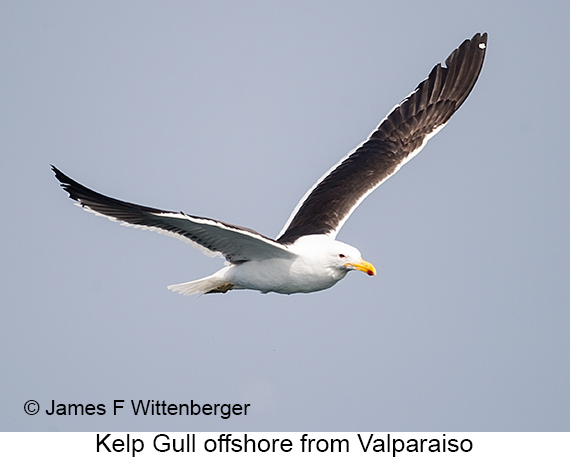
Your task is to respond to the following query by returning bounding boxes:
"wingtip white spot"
[478,42,486,49]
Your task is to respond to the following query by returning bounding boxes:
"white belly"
[227,257,346,294]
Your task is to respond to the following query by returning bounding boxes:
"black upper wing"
[53,166,295,262]
[277,32,487,244]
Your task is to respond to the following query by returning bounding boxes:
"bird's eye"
[339,254,345,259]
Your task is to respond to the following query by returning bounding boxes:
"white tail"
[167,272,234,296]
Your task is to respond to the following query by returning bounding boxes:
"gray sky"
[2,1,569,431]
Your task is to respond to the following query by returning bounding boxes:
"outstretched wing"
[53,166,295,263]
[277,32,487,244]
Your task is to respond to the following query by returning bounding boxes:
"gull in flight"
[54,33,487,295]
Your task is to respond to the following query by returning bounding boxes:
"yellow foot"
[205,283,235,294]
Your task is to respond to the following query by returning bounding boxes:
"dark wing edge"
[276,32,487,244]
[52,166,295,262]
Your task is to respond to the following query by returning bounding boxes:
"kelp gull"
[53,32,487,295]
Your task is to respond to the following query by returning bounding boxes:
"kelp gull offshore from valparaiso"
[53,33,487,295]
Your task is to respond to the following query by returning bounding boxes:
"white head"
[291,235,376,277]
[328,239,376,276]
